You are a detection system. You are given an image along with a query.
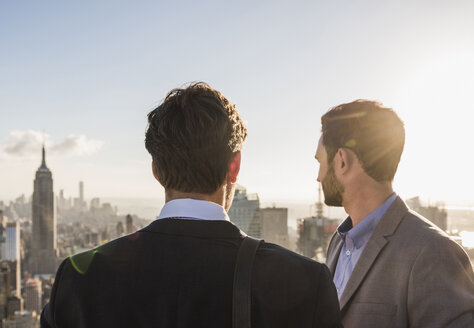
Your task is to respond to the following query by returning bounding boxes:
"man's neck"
[343,182,394,227]
[165,188,225,207]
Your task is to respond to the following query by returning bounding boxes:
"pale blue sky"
[1,1,474,205]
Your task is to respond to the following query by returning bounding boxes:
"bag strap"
[232,236,262,328]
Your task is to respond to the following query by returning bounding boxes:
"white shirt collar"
[157,198,230,221]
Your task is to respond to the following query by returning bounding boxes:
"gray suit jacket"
[326,196,474,328]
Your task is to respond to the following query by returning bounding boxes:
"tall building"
[125,215,136,234]
[73,181,87,211]
[57,189,71,211]
[4,222,20,298]
[31,146,57,275]
[6,296,23,319]
[0,261,19,299]
[116,222,124,237]
[260,207,289,248]
[24,278,41,315]
[228,186,261,237]
[90,198,100,210]
[0,263,11,321]
[79,181,84,203]
[5,222,20,261]
[0,221,5,259]
[297,185,339,259]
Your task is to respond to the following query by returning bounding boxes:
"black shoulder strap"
[232,236,262,328]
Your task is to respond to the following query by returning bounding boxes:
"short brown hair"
[321,100,405,182]
[145,82,247,194]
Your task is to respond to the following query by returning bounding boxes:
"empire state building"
[31,146,58,274]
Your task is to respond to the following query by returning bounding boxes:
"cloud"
[1,130,104,159]
[3,130,44,157]
[51,135,104,156]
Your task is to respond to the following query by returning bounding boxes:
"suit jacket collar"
[337,196,409,310]
[141,218,247,239]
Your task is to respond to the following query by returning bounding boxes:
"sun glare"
[460,231,474,248]
[393,52,474,202]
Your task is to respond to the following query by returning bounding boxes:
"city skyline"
[1,1,474,205]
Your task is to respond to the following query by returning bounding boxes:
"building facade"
[260,207,289,248]
[6,296,22,319]
[0,260,19,299]
[228,186,261,237]
[31,146,58,275]
[297,185,339,259]
[0,264,10,321]
[5,222,20,261]
[24,278,42,315]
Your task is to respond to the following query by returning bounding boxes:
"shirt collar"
[337,193,397,249]
[157,198,230,221]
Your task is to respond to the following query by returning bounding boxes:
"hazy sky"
[1,0,474,206]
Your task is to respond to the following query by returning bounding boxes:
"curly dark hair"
[321,100,405,182]
[145,82,247,194]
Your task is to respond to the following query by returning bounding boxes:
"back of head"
[321,100,405,182]
[145,82,247,194]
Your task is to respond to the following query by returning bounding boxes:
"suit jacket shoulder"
[327,196,474,328]
[42,220,342,328]
[398,210,474,327]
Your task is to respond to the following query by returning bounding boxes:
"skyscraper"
[73,181,87,211]
[79,181,84,202]
[24,278,41,315]
[4,222,20,297]
[0,263,10,321]
[228,185,261,237]
[31,146,57,275]
[260,207,289,248]
[116,221,124,238]
[6,295,23,318]
[125,214,136,234]
[0,260,20,299]
[5,222,20,261]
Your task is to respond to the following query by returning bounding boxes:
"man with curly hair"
[41,83,342,328]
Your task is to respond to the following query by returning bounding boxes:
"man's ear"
[152,162,160,183]
[334,148,352,174]
[227,152,241,183]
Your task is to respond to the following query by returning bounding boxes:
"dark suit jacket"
[42,218,341,327]
[326,196,474,328]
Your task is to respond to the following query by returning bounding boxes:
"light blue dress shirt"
[333,193,397,299]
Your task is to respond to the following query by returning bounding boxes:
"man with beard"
[41,82,342,328]
[317,100,474,328]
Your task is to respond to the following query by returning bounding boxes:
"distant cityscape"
[0,147,473,327]
[0,147,151,328]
